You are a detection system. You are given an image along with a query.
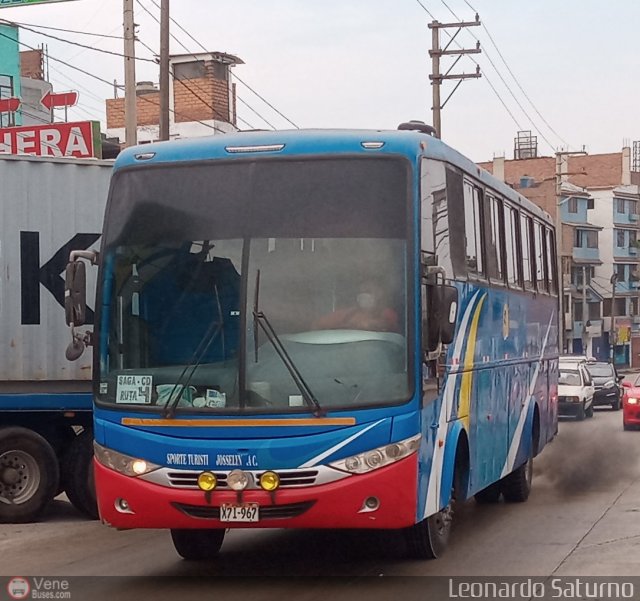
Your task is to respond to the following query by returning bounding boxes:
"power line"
[2,19,158,64]
[146,0,299,129]
[414,0,523,131]
[135,0,263,130]
[5,20,124,39]
[435,0,561,152]
[0,30,226,135]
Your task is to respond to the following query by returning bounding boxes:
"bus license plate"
[220,503,259,522]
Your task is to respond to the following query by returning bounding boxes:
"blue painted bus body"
[94,128,558,529]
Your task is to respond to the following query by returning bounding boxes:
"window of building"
[567,197,578,213]
[616,229,625,247]
[574,229,598,248]
[0,74,14,128]
[173,60,207,80]
[616,198,627,214]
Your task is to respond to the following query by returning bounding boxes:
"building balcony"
[572,246,600,262]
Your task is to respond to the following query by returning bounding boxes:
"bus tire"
[0,427,59,523]
[171,529,226,560]
[474,481,501,504]
[61,429,98,520]
[501,456,533,503]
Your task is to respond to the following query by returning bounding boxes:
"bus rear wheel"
[501,456,533,503]
[170,528,226,560]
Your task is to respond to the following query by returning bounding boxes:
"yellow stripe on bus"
[458,295,486,431]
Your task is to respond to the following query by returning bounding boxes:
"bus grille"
[172,500,316,520]
[166,470,319,489]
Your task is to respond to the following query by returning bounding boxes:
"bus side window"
[463,181,485,278]
[533,220,547,293]
[445,167,467,278]
[503,203,520,288]
[485,192,504,283]
[520,213,535,291]
[546,227,558,294]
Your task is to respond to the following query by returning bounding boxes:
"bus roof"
[114,128,552,224]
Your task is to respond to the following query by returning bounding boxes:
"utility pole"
[123,0,137,147]
[582,265,588,355]
[428,14,481,139]
[611,273,618,363]
[159,0,170,141]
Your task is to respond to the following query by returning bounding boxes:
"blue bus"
[66,123,558,560]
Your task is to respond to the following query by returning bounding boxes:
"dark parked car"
[585,361,623,410]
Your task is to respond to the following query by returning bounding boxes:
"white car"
[558,360,595,420]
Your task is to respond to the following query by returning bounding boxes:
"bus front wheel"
[170,528,226,560]
[405,506,452,559]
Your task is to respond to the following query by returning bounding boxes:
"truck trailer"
[0,154,111,522]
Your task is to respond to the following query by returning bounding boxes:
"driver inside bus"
[311,278,400,332]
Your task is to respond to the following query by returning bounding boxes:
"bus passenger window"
[533,221,547,292]
[520,214,534,290]
[503,204,519,288]
[546,228,558,294]
[463,182,484,277]
[486,193,504,282]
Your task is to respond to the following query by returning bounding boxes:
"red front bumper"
[95,453,418,530]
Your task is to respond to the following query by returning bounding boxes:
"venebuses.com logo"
[6,578,30,600]
[5,577,71,600]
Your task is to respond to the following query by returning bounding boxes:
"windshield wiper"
[253,310,325,418]
[252,270,325,417]
[163,284,225,419]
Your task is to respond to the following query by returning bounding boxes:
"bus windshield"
[98,156,412,413]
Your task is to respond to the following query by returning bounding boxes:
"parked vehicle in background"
[585,361,623,410]
[621,375,640,430]
[558,361,595,420]
[0,154,111,523]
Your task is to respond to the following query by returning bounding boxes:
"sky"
[0,0,638,163]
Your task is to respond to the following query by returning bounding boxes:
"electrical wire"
[135,0,259,129]
[413,0,523,131]
[0,30,227,135]
[146,0,299,129]
[436,0,562,152]
[4,20,124,39]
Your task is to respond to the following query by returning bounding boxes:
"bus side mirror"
[439,285,458,345]
[65,261,87,326]
[422,283,458,352]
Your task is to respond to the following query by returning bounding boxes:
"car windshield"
[559,370,581,386]
[586,363,614,378]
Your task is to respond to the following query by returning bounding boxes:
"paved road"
[0,407,638,600]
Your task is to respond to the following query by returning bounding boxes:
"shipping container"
[0,154,112,522]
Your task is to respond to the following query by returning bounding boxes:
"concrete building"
[480,144,640,366]
[105,51,243,144]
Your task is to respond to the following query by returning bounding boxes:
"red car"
[621,376,640,430]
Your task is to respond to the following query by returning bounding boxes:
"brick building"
[479,145,640,366]
[106,51,243,144]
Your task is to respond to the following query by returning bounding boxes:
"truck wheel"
[170,529,226,560]
[0,427,59,523]
[61,429,98,520]
[502,456,533,503]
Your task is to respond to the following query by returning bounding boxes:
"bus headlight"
[329,434,421,475]
[94,442,160,477]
